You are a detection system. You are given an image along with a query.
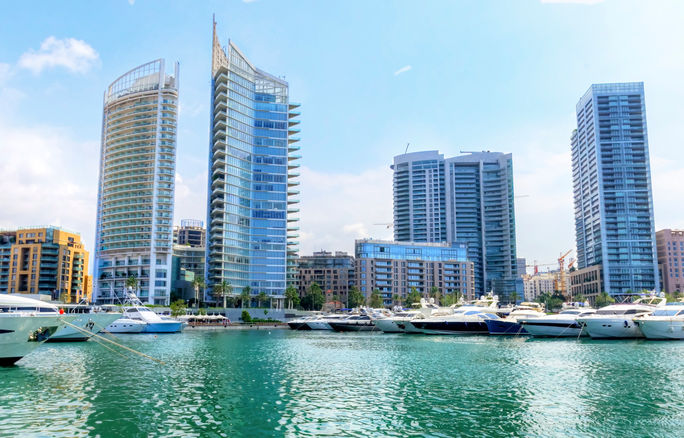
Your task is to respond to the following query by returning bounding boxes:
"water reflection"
[0,331,682,437]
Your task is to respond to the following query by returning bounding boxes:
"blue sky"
[1,0,684,273]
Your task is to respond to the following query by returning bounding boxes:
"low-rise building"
[522,272,556,301]
[173,219,206,247]
[0,226,90,303]
[569,264,603,303]
[354,239,475,306]
[172,244,205,302]
[656,229,684,293]
[297,251,354,306]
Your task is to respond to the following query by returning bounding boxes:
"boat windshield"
[560,310,580,315]
[652,309,681,317]
[596,308,644,316]
[482,313,499,320]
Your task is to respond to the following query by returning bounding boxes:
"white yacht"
[373,310,422,334]
[577,295,667,339]
[634,303,684,340]
[485,302,546,335]
[409,294,500,335]
[287,315,319,330]
[112,295,183,333]
[48,304,123,342]
[328,314,376,332]
[0,295,76,366]
[519,304,596,337]
[103,317,147,333]
[307,314,347,330]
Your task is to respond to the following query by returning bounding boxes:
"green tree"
[257,291,268,308]
[392,294,402,307]
[429,286,441,305]
[125,276,138,294]
[595,291,615,308]
[192,276,205,309]
[240,286,251,308]
[301,282,325,311]
[406,287,422,306]
[348,286,364,308]
[369,289,383,308]
[285,285,300,309]
[241,310,252,323]
[170,299,187,317]
[573,294,586,303]
[212,280,232,309]
[509,291,520,304]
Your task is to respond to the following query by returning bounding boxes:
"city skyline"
[2,1,684,273]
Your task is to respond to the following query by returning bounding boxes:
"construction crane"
[556,249,573,298]
[525,260,556,275]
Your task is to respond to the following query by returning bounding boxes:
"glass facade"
[356,240,467,262]
[207,22,300,299]
[93,59,179,305]
[572,82,659,295]
[391,151,519,300]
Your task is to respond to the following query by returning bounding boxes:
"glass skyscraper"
[392,151,518,299]
[93,59,179,305]
[572,82,659,295]
[207,21,300,302]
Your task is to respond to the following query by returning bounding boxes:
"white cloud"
[128,0,135,5]
[298,165,394,256]
[393,65,412,76]
[18,36,100,74]
[0,118,99,257]
[243,0,258,3]
[174,170,208,225]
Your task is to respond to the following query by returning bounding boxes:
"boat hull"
[410,320,489,335]
[0,315,68,366]
[581,318,644,339]
[486,319,528,335]
[306,321,332,330]
[520,320,585,337]
[48,313,123,342]
[374,319,404,333]
[398,320,424,334]
[328,322,375,332]
[287,321,312,330]
[104,319,146,333]
[636,319,684,340]
[143,321,183,333]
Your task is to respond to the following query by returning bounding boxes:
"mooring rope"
[60,319,165,365]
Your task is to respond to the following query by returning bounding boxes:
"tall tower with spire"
[206,20,301,305]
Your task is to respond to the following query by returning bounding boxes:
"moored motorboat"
[373,310,421,333]
[0,295,76,366]
[485,302,546,335]
[48,305,123,342]
[634,303,684,340]
[287,315,316,330]
[578,295,666,339]
[104,318,147,333]
[116,294,183,333]
[306,314,347,330]
[328,315,375,332]
[409,294,500,335]
[519,305,596,337]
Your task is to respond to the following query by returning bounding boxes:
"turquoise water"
[1,330,683,437]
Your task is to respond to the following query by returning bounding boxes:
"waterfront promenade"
[1,330,682,437]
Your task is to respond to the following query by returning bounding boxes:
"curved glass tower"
[93,59,179,305]
[207,21,300,304]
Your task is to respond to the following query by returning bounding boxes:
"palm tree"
[192,276,205,309]
[509,291,520,304]
[240,286,251,308]
[212,280,232,309]
[257,291,268,308]
[125,276,138,296]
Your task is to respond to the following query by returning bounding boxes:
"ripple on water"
[1,331,682,437]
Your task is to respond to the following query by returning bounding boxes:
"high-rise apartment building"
[656,229,684,293]
[392,151,518,299]
[93,59,179,305]
[572,82,659,295]
[355,239,475,305]
[297,251,355,306]
[0,226,90,303]
[173,219,206,247]
[207,21,300,303]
